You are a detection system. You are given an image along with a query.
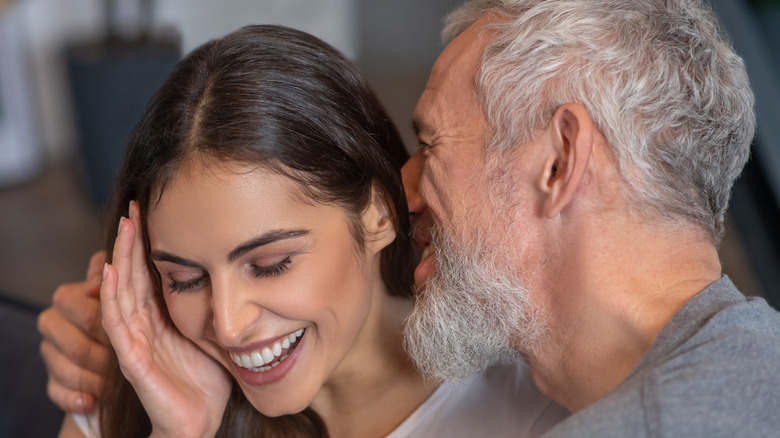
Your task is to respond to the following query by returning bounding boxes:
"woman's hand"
[101,201,232,438]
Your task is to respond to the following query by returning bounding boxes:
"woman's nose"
[210,279,261,348]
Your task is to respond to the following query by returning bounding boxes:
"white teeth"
[421,244,434,259]
[230,328,306,372]
[251,351,264,367]
[261,347,274,363]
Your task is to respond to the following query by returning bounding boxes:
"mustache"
[409,212,435,246]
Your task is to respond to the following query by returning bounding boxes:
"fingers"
[102,201,163,374]
[129,201,153,310]
[101,259,129,352]
[102,210,151,352]
[115,216,135,310]
[41,339,101,414]
[38,307,110,374]
[38,281,109,411]
[47,279,109,346]
[101,216,134,353]
[37,252,112,413]
[85,250,108,288]
[46,379,97,415]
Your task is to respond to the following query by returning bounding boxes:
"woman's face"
[147,159,394,416]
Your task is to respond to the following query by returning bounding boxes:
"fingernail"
[117,217,126,236]
[103,263,109,281]
[129,201,135,219]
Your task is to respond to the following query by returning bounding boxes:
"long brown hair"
[98,24,413,437]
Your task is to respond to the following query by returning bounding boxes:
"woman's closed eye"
[250,255,293,278]
[163,254,295,294]
[168,274,208,294]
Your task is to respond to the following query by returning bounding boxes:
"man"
[401,0,780,436]
[40,0,780,436]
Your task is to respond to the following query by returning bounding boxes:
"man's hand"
[38,251,110,414]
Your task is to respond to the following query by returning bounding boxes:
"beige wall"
[13,0,357,166]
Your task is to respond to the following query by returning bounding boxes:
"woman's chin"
[244,394,311,418]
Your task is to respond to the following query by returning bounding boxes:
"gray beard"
[403,225,546,382]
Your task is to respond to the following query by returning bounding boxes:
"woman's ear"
[362,186,396,253]
[538,102,595,218]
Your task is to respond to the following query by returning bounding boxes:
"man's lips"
[410,213,433,250]
[412,211,435,288]
[411,217,435,287]
[414,242,435,287]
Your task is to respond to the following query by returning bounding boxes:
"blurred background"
[0,0,778,435]
[0,0,466,309]
[0,0,778,319]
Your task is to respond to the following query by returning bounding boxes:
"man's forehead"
[413,15,496,136]
[433,16,495,85]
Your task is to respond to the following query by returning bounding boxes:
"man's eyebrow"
[412,116,425,137]
[227,229,310,263]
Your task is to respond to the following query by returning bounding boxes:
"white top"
[387,358,569,438]
[75,358,569,437]
[73,412,98,438]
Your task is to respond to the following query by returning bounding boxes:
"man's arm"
[38,251,110,413]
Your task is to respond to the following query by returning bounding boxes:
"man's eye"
[251,256,293,278]
[417,141,432,151]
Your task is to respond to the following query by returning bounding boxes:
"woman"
[61,25,566,437]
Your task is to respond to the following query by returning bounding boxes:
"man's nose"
[401,149,427,219]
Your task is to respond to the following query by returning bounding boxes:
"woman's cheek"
[164,292,212,340]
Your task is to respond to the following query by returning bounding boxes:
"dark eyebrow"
[227,229,310,263]
[150,229,310,268]
[150,251,204,269]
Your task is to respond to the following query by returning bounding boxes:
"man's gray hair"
[444,0,755,242]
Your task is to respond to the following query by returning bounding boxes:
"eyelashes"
[417,141,431,152]
[168,276,206,294]
[249,256,292,279]
[167,256,294,294]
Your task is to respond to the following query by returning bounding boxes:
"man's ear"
[539,102,595,218]
[362,186,397,253]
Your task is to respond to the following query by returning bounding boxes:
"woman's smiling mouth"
[229,329,305,373]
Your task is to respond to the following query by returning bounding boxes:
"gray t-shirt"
[544,276,780,438]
